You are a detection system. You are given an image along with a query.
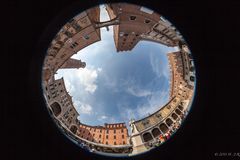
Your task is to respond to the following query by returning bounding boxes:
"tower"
[60,58,86,69]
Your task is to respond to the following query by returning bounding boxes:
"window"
[93,134,95,137]
[121,129,123,133]
[140,7,153,14]
[124,33,128,37]
[122,135,124,138]
[106,130,109,134]
[145,19,151,24]
[114,129,116,134]
[114,142,116,145]
[129,16,136,20]
[119,32,124,37]
[114,135,116,139]
[99,135,101,138]
[106,135,108,139]
[100,129,102,133]
[190,76,195,82]
[123,141,125,144]
[65,31,73,37]
[106,141,108,145]
[83,35,89,40]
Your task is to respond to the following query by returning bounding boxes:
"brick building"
[43,6,101,82]
[105,3,183,52]
[167,51,194,100]
[105,3,160,52]
[77,122,129,145]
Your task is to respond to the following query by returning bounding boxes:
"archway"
[166,118,173,127]
[142,132,153,142]
[172,113,178,120]
[159,123,168,134]
[175,108,182,115]
[178,105,184,111]
[152,128,161,137]
[50,102,61,117]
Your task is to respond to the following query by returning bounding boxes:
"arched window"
[142,132,153,142]
[190,76,195,82]
[152,128,161,137]
[175,108,182,115]
[166,118,173,127]
[172,113,178,120]
[178,105,184,111]
[159,123,168,134]
[50,102,61,117]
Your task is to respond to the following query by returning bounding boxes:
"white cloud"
[100,115,107,119]
[121,76,152,97]
[126,86,152,97]
[100,5,110,22]
[74,100,93,115]
[149,52,169,78]
[55,65,102,94]
[76,67,98,93]
[97,68,102,72]
[136,90,168,118]
[63,78,75,93]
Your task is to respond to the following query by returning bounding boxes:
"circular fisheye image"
[42,3,196,157]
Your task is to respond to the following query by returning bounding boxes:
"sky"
[55,5,179,132]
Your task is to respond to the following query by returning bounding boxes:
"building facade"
[129,96,189,155]
[43,77,79,133]
[180,44,195,87]
[105,3,183,52]
[43,6,101,82]
[77,122,129,146]
[105,3,161,52]
[167,51,194,100]
[60,58,86,69]
[140,16,183,47]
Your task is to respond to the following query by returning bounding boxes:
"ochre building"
[77,122,129,145]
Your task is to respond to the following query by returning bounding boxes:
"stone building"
[43,77,79,134]
[43,6,101,82]
[167,51,194,100]
[129,96,189,155]
[77,122,129,146]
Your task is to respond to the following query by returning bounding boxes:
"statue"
[129,118,135,133]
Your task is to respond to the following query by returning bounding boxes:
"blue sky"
[55,5,179,132]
